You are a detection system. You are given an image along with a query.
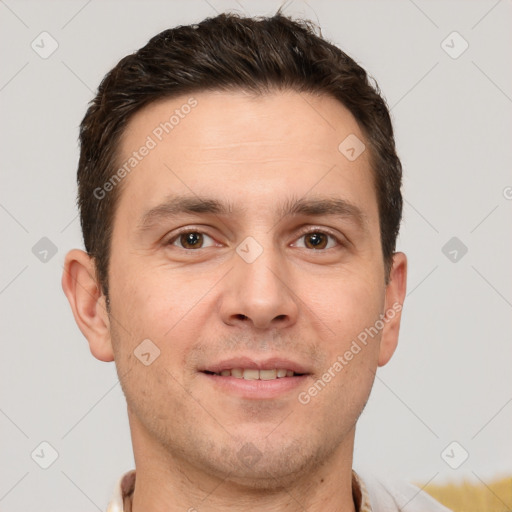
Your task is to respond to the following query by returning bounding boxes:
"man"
[62,11,451,512]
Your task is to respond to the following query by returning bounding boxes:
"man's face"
[105,90,399,486]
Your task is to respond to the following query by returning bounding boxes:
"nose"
[219,245,299,330]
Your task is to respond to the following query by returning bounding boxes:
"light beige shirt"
[107,469,451,511]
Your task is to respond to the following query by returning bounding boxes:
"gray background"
[1,0,511,510]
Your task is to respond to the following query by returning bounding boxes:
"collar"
[107,468,372,512]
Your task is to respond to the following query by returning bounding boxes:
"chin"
[199,435,330,491]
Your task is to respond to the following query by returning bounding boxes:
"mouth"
[199,357,311,399]
[203,368,301,379]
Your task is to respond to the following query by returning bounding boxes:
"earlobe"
[378,252,407,367]
[61,249,114,362]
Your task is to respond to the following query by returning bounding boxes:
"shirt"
[107,469,452,511]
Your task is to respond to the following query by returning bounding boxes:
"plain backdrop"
[1,1,511,510]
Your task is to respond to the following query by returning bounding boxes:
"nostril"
[237,314,248,320]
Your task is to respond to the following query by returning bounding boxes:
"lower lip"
[200,373,309,399]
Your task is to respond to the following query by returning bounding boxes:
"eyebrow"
[137,195,234,232]
[279,196,367,229]
[136,194,367,232]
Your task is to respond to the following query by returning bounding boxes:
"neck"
[127,412,357,512]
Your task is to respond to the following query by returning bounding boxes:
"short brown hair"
[78,10,402,297]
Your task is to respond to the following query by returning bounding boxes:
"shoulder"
[356,471,453,512]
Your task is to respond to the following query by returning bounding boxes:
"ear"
[61,249,114,362]
[378,252,407,367]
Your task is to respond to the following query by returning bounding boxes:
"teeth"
[243,369,259,380]
[214,368,296,380]
[259,369,277,380]
[231,368,243,378]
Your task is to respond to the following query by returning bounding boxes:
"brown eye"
[180,232,203,249]
[304,232,328,250]
[170,231,216,249]
[292,230,339,250]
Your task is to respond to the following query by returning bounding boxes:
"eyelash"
[293,227,342,250]
[167,227,344,250]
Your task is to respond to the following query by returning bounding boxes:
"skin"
[62,90,407,512]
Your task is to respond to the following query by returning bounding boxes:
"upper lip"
[199,356,311,375]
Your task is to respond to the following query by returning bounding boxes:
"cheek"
[305,268,385,347]
[110,257,172,326]
[107,267,202,419]
[299,281,382,421]
[108,261,221,357]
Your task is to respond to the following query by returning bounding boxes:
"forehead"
[114,89,378,226]
[121,89,365,159]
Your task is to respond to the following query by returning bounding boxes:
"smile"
[204,368,299,380]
